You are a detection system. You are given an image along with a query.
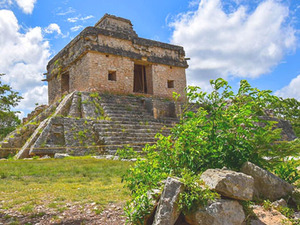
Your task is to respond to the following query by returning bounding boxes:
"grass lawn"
[0,157,132,215]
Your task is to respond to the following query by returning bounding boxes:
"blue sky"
[0,0,299,117]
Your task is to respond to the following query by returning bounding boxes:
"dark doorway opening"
[134,64,147,93]
[61,72,70,94]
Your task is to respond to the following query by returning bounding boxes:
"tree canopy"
[0,74,22,140]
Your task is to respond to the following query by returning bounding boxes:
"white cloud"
[67,17,78,23]
[0,10,50,116]
[0,0,36,14]
[170,0,296,90]
[44,23,62,35]
[16,85,48,112]
[188,0,200,8]
[70,25,83,32]
[67,15,94,23]
[0,0,13,7]
[275,75,300,100]
[15,0,37,14]
[56,7,75,16]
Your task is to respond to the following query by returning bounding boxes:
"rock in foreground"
[241,162,294,201]
[200,168,254,201]
[185,199,245,225]
[152,177,183,225]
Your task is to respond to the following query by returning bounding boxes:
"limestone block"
[250,205,291,225]
[185,199,245,225]
[200,169,254,201]
[81,93,98,119]
[152,177,183,225]
[241,162,294,201]
[68,92,82,118]
[271,199,287,208]
[54,153,70,159]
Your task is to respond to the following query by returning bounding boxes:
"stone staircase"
[94,94,178,154]
[0,92,180,158]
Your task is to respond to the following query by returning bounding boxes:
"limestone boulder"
[152,177,183,225]
[250,205,292,225]
[200,169,254,201]
[185,199,245,225]
[271,199,287,208]
[54,153,70,159]
[241,162,294,201]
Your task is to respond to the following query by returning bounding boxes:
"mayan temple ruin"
[0,14,189,159]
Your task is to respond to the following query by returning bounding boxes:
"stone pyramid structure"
[0,92,179,159]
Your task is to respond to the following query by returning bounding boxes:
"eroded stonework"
[0,92,179,159]
[46,14,188,104]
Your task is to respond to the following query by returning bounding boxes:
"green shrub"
[274,159,300,184]
[116,146,138,159]
[122,78,300,223]
[178,170,219,214]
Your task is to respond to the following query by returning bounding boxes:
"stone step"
[98,132,165,139]
[97,129,170,134]
[100,99,143,105]
[104,137,156,144]
[105,111,152,117]
[94,128,170,134]
[107,117,174,124]
[104,139,156,145]
[94,121,171,127]
[104,110,150,116]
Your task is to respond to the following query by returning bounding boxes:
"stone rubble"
[152,177,184,225]
[241,162,294,201]
[200,168,254,201]
[185,199,245,225]
[54,153,70,159]
[149,162,298,225]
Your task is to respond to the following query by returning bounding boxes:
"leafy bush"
[123,78,300,223]
[178,170,219,214]
[274,159,300,184]
[115,146,138,159]
[270,97,300,137]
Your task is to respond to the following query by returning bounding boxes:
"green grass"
[0,156,131,213]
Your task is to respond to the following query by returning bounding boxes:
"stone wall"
[46,14,188,104]
[152,64,186,100]
[88,52,134,95]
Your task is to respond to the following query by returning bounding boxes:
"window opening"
[167,80,174,88]
[108,71,116,81]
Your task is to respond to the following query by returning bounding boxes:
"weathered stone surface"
[271,199,287,208]
[200,169,254,201]
[54,153,70,159]
[185,199,245,225]
[241,162,294,201]
[2,92,177,158]
[152,177,183,225]
[47,14,187,104]
[294,212,300,220]
[250,205,292,225]
[291,188,300,206]
[68,92,82,118]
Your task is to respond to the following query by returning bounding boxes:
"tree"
[0,74,22,140]
[122,78,300,223]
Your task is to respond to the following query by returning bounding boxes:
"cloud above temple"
[0,0,37,14]
[275,74,300,100]
[170,0,296,91]
[0,9,49,116]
